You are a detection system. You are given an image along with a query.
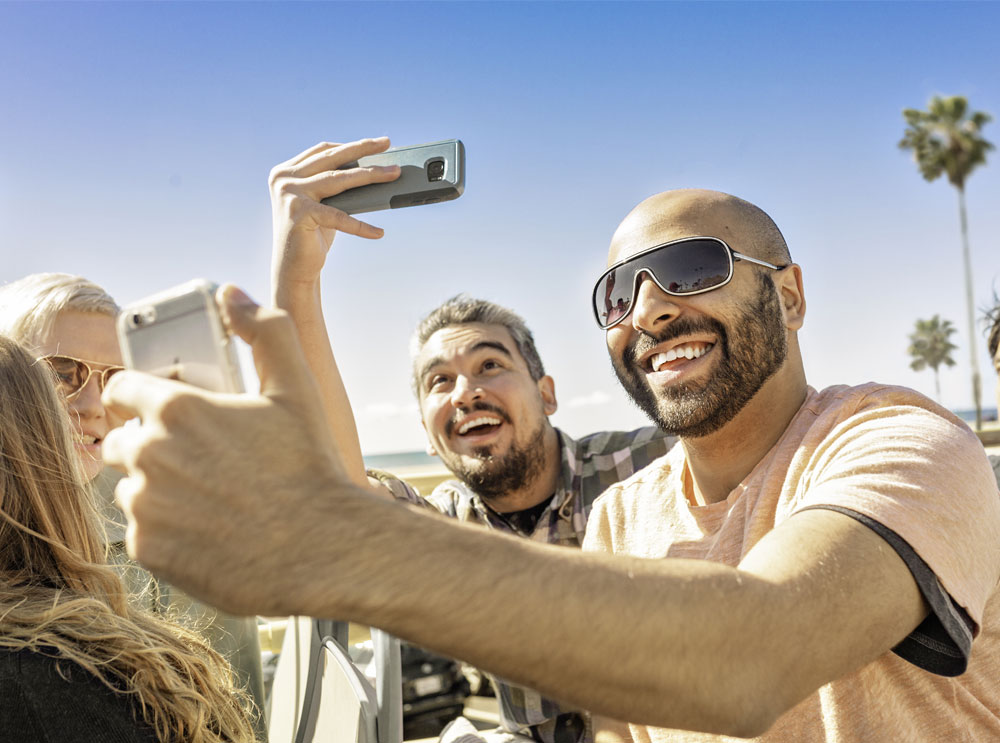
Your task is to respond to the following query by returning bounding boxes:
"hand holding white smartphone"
[117,279,244,393]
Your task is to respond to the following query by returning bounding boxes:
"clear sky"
[2,1,998,454]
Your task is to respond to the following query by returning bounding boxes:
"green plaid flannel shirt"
[371,426,674,743]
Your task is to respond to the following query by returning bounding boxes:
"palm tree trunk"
[957,185,983,429]
[934,368,942,402]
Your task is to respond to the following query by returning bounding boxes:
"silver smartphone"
[321,139,465,215]
[117,279,244,393]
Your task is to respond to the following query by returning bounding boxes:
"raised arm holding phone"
[103,149,1000,741]
[268,138,402,486]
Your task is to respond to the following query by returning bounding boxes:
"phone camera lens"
[427,159,445,182]
[131,313,143,327]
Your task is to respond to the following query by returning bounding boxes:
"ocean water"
[954,407,998,423]
[364,450,440,471]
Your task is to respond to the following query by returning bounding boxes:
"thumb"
[216,284,316,400]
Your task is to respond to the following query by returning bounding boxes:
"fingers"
[304,161,400,195]
[285,141,343,167]
[102,371,204,473]
[307,202,386,239]
[296,165,400,238]
[269,142,342,178]
[270,137,401,240]
[290,137,392,180]
[216,285,318,399]
[102,370,186,426]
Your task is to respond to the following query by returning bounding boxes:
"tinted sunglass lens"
[652,239,732,293]
[101,367,123,390]
[46,357,87,394]
[595,264,635,328]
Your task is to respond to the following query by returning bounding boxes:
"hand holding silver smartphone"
[117,279,244,393]
[321,139,465,215]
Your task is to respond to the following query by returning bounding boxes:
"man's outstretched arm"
[102,290,929,738]
[269,137,400,487]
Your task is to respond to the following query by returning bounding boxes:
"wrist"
[272,272,321,308]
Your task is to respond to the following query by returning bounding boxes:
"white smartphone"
[117,279,244,393]
[321,139,465,215]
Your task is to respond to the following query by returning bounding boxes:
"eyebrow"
[418,341,515,385]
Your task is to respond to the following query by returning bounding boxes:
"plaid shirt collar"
[459,429,591,543]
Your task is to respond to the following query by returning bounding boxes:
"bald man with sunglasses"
[103,186,1000,741]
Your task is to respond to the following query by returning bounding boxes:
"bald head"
[609,189,791,267]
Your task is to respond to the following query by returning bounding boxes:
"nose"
[68,374,105,422]
[629,270,680,334]
[449,374,482,409]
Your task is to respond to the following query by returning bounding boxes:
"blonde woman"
[0,335,256,742]
[0,273,266,735]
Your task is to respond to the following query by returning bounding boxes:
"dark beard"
[448,415,548,502]
[611,272,787,438]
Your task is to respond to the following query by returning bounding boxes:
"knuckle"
[275,179,300,199]
[157,391,199,427]
[127,483,153,522]
[132,435,163,472]
[259,308,294,334]
[285,193,309,218]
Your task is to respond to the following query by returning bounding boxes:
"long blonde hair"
[0,335,256,742]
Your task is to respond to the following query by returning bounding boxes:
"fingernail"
[224,285,256,307]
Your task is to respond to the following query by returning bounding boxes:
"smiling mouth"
[457,415,503,436]
[73,433,100,447]
[648,342,713,372]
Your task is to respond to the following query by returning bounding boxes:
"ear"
[419,417,439,457]
[538,375,558,416]
[777,264,806,331]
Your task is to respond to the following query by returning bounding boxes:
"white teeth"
[458,416,502,435]
[650,343,711,372]
[74,434,97,445]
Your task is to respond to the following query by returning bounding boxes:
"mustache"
[623,315,727,368]
[445,401,513,437]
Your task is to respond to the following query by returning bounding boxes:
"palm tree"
[899,95,994,428]
[908,315,958,403]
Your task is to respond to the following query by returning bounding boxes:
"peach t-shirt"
[583,383,1000,742]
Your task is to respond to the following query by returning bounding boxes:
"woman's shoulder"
[0,647,158,743]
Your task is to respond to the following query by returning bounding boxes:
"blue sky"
[2,1,998,453]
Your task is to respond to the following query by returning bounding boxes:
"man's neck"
[482,426,562,513]
[681,366,808,506]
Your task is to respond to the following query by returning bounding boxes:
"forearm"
[271,273,368,486]
[307,498,925,737]
[309,495,786,736]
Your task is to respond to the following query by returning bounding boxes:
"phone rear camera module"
[128,308,157,328]
[426,159,446,182]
